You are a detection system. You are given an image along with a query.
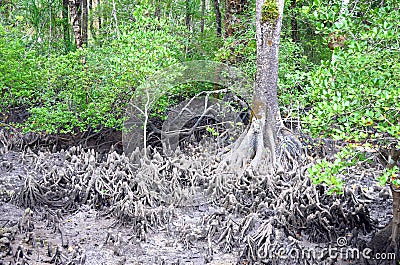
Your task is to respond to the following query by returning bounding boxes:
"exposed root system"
[0,127,395,264]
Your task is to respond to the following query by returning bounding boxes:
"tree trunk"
[69,0,82,48]
[185,0,191,31]
[224,0,247,37]
[388,149,400,263]
[111,0,120,39]
[219,0,300,173]
[251,0,285,166]
[369,145,400,263]
[213,0,222,37]
[200,0,206,34]
[290,0,299,42]
[89,0,94,39]
[82,0,88,45]
[98,0,102,30]
[62,0,70,50]
[77,0,82,34]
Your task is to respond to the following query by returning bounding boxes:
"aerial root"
[216,120,306,181]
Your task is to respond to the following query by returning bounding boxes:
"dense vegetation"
[1,1,400,264]
[0,0,399,181]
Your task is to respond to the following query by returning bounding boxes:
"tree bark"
[69,0,82,48]
[201,0,206,34]
[224,0,247,37]
[89,0,94,39]
[185,0,191,31]
[290,0,299,42]
[82,0,88,45]
[213,0,222,37]
[62,0,70,50]
[111,0,120,39]
[98,0,102,30]
[77,0,82,34]
[254,0,285,138]
[389,149,400,263]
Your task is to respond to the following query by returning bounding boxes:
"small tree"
[222,0,301,172]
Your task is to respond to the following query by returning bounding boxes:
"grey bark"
[89,0,94,39]
[391,185,400,264]
[111,0,120,39]
[219,0,286,172]
[254,0,285,139]
[185,0,191,31]
[98,0,102,30]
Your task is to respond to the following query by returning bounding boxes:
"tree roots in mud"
[0,127,392,264]
[217,118,304,178]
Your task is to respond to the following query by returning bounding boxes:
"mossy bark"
[261,0,279,24]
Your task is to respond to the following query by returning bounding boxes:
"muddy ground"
[0,127,395,265]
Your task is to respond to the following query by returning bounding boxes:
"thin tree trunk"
[201,0,206,34]
[389,147,400,263]
[89,0,94,39]
[111,0,120,39]
[213,0,222,37]
[185,0,191,31]
[62,0,70,50]
[98,0,102,30]
[82,0,88,45]
[290,0,299,42]
[77,0,82,31]
[370,147,400,263]
[224,0,232,37]
[69,0,82,49]
[254,0,285,137]
[214,0,222,37]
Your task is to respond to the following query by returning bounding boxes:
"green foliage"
[24,49,126,133]
[2,4,186,133]
[0,25,44,108]
[206,125,219,136]
[302,5,400,141]
[377,166,400,187]
[308,148,361,194]
[1,0,399,155]
[214,10,313,116]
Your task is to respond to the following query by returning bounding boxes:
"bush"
[0,25,45,108]
[2,5,186,133]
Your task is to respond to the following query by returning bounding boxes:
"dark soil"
[0,126,396,265]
